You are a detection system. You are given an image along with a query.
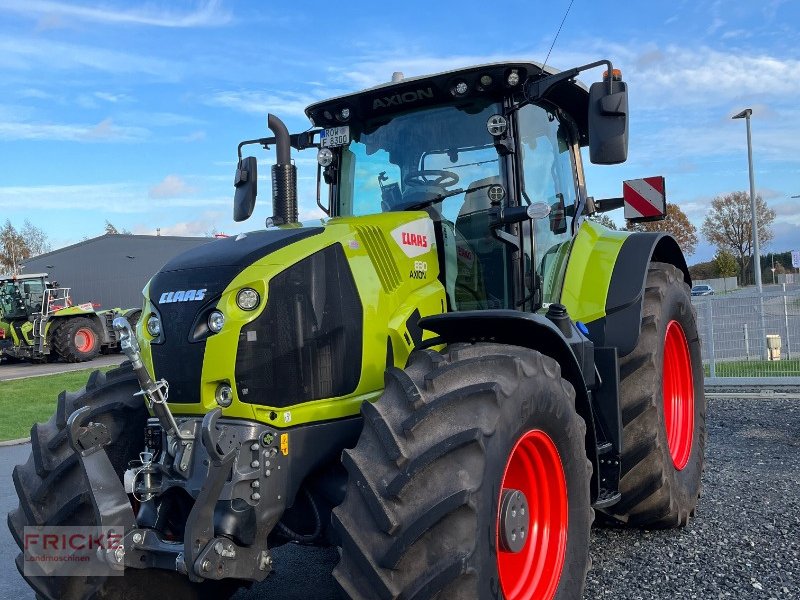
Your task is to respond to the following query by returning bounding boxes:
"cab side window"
[517,104,578,305]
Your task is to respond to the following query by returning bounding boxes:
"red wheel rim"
[497,430,568,600]
[74,328,96,353]
[662,320,694,470]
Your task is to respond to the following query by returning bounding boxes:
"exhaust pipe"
[267,113,298,224]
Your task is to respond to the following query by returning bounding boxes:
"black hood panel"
[159,227,323,273]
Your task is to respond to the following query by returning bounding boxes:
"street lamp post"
[732,109,763,292]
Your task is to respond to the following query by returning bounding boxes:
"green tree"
[627,203,698,255]
[713,250,738,290]
[701,191,775,285]
[587,214,618,230]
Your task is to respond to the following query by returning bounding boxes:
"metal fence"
[692,284,800,385]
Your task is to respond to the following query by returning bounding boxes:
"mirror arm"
[237,130,323,159]
[525,59,614,102]
[592,197,624,213]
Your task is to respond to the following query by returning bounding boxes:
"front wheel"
[333,343,593,599]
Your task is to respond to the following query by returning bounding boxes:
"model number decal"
[159,289,207,304]
[410,261,428,280]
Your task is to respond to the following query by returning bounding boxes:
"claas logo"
[401,232,428,248]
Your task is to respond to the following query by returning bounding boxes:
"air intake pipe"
[268,113,298,224]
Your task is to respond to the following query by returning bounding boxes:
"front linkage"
[66,317,283,582]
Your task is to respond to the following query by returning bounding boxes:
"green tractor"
[10,59,705,599]
[0,273,140,363]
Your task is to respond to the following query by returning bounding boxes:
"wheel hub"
[496,429,568,600]
[499,488,529,553]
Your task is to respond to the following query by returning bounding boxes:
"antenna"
[541,0,576,70]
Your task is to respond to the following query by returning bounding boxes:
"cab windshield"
[336,100,503,222]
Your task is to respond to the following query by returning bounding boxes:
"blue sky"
[0,0,798,263]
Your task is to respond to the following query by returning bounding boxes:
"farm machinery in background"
[0,273,140,363]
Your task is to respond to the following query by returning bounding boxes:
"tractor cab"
[235,60,630,314]
[0,274,49,321]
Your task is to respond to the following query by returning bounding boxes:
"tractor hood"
[158,228,323,273]
[145,226,323,403]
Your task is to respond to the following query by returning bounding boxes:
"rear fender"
[419,310,601,502]
[562,220,690,357]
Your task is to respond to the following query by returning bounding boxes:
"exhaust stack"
[267,113,298,224]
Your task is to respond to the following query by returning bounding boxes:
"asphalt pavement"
[0,354,125,382]
[2,395,797,598]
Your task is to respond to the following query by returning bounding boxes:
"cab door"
[516,103,581,309]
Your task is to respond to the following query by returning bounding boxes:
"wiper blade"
[402,184,495,210]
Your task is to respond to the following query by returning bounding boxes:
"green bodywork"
[139,215,630,429]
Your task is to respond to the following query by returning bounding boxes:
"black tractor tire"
[8,363,241,600]
[52,317,103,363]
[333,343,593,600]
[604,262,706,528]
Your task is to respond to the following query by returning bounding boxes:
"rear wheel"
[52,317,102,363]
[8,363,242,600]
[333,343,593,599]
[606,262,706,527]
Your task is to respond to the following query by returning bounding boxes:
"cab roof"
[305,60,591,144]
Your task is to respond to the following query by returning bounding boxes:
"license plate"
[320,126,350,148]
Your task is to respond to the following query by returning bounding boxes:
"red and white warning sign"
[623,176,667,221]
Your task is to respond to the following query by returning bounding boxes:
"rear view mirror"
[588,76,629,165]
[233,156,258,222]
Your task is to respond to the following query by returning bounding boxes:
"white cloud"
[0,0,231,28]
[0,183,227,214]
[133,211,228,238]
[149,175,199,199]
[0,117,148,142]
[204,90,325,119]
[0,36,182,80]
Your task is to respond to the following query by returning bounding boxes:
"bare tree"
[20,220,51,257]
[627,204,698,256]
[0,219,30,274]
[701,191,775,284]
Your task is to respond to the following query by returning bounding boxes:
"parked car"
[691,284,715,296]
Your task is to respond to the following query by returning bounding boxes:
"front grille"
[235,244,363,408]
[149,266,238,403]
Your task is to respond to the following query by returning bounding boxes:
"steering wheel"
[404,170,460,190]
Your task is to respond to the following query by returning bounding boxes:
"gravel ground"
[4,396,798,598]
[585,396,800,599]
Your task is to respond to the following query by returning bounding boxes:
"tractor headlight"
[215,383,234,407]
[208,310,225,333]
[146,315,161,337]
[236,288,260,311]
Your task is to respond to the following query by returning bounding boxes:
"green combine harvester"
[0,273,140,363]
[10,58,705,599]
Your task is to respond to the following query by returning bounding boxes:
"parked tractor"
[0,273,140,363]
[10,59,705,599]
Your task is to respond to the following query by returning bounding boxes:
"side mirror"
[588,77,629,165]
[233,156,258,222]
[549,194,568,234]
